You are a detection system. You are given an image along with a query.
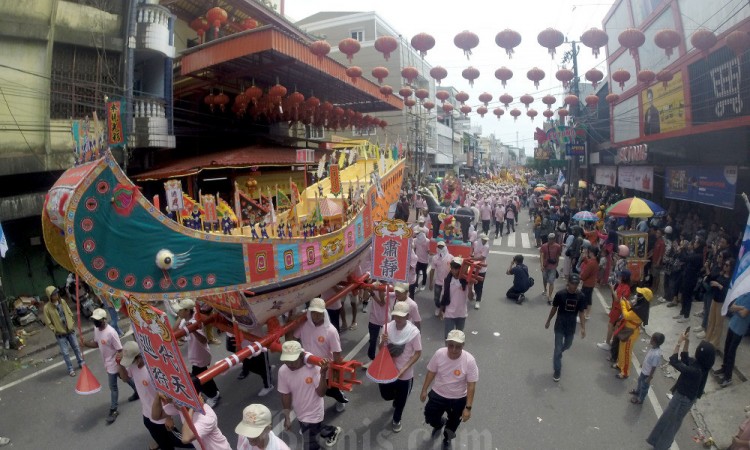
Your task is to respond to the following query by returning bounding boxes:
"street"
[0,218,699,450]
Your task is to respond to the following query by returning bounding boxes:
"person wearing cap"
[540,233,563,304]
[430,241,453,317]
[378,301,422,432]
[493,202,505,238]
[291,297,348,412]
[277,341,342,449]
[42,285,84,377]
[236,403,290,450]
[173,298,221,408]
[364,280,389,366]
[479,200,492,235]
[613,287,652,379]
[117,341,187,450]
[439,257,474,339]
[80,308,138,423]
[471,234,490,310]
[414,230,430,292]
[544,274,586,382]
[413,216,428,236]
[420,329,478,449]
[385,282,421,330]
[407,239,420,299]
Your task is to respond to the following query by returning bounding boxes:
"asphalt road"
[0,216,700,450]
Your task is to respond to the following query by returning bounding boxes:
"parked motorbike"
[11,297,43,327]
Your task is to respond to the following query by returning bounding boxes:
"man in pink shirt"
[80,308,138,424]
[364,281,388,367]
[479,201,492,235]
[235,403,290,450]
[414,231,431,292]
[174,299,221,408]
[430,241,453,317]
[471,234,490,310]
[388,283,421,329]
[292,298,348,412]
[278,341,342,449]
[439,258,474,338]
[420,329,478,450]
[494,204,505,237]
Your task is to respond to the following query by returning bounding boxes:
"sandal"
[348,323,358,331]
[611,363,619,369]
[628,389,638,395]
[616,373,628,379]
[630,397,642,404]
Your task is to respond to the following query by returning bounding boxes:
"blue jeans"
[108,372,136,411]
[553,331,574,374]
[444,317,466,339]
[636,373,651,402]
[104,305,123,336]
[433,285,443,308]
[55,332,84,372]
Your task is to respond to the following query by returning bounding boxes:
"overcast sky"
[284,0,618,151]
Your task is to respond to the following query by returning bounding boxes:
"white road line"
[0,348,98,392]
[520,232,531,249]
[506,231,516,248]
[490,250,539,259]
[593,289,678,450]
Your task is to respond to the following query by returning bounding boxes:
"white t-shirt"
[237,431,290,450]
[426,347,479,399]
[294,321,341,361]
[641,347,663,376]
[127,363,178,423]
[277,363,324,424]
[94,324,122,375]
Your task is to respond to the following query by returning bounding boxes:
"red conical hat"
[75,364,102,395]
[366,346,399,384]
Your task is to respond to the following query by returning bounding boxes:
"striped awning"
[319,198,343,217]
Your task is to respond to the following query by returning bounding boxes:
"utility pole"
[562,40,581,195]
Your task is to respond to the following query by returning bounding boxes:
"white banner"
[595,166,617,187]
[618,166,653,193]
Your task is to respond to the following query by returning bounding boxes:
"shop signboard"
[618,166,653,193]
[665,165,738,209]
[688,47,750,125]
[595,166,617,187]
[640,72,686,136]
[566,143,585,156]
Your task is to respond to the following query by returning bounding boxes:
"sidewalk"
[643,297,749,449]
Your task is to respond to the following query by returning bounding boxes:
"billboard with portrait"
[641,71,686,136]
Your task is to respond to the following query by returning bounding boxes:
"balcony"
[135,4,175,57]
[129,96,175,149]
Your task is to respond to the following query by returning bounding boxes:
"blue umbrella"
[573,211,598,222]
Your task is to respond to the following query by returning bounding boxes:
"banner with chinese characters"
[665,165,738,209]
[164,180,184,212]
[106,99,126,147]
[329,164,341,196]
[371,219,412,283]
[201,195,218,223]
[125,297,203,414]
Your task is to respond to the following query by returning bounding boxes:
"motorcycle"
[11,296,44,327]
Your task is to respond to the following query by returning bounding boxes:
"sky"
[284,0,618,151]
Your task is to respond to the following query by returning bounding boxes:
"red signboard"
[125,297,203,413]
[371,219,412,283]
[106,100,125,146]
[329,164,341,196]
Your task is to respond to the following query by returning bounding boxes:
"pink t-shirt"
[183,404,231,450]
[444,277,469,319]
[472,242,489,273]
[494,206,505,221]
[127,363,178,423]
[431,253,453,286]
[414,235,430,263]
[480,204,492,220]
[294,320,341,360]
[426,347,479,399]
[385,321,422,380]
[387,294,421,324]
[180,318,212,368]
[94,324,122,374]
[369,291,389,326]
[321,287,342,311]
[277,363,324,423]
[237,431,290,450]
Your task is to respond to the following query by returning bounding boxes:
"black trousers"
[495,220,504,236]
[506,287,527,300]
[473,275,486,302]
[191,365,218,398]
[506,220,515,233]
[298,420,338,450]
[719,328,744,381]
[379,378,413,424]
[239,350,272,388]
[481,220,490,234]
[142,415,194,450]
[416,262,429,286]
[424,390,466,439]
[327,307,341,333]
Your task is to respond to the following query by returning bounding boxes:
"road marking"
[506,231,516,248]
[520,232,531,248]
[593,289,677,450]
[0,348,98,392]
[490,250,539,259]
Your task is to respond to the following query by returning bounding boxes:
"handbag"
[617,327,634,341]
[387,343,406,357]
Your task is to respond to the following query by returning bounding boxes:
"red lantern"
[691,28,717,54]
[401,67,419,85]
[527,108,538,121]
[726,30,750,57]
[245,85,262,104]
[338,38,361,62]
[656,70,673,89]
[478,92,493,106]
[443,103,454,114]
[454,30,479,59]
[612,68,631,90]
[462,66,480,87]
[346,66,363,84]
[637,69,656,84]
[537,28,564,59]
[241,18,259,30]
[455,91,469,105]
[306,96,320,109]
[618,28,646,59]
[520,94,534,110]
[214,92,229,112]
[310,40,331,60]
[423,101,435,111]
[542,94,557,109]
[494,67,513,87]
[204,91,215,111]
[289,91,304,106]
[509,108,521,121]
[206,7,227,39]
[189,17,209,44]
[580,28,608,58]
[495,29,522,58]
[558,108,569,121]
[527,67,545,88]
[404,98,416,110]
[605,92,620,105]
[585,94,599,109]
[379,119,388,129]
[269,83,287,99]
[374,36,398,60]
[460,105,472,116]
[477,106,488,117]
[398,86,413,99]
[556,67,574,88]
[430,66,448,85]
[543,109,554,120]
[371,66,389,84]
[585,68,604,89]
[411,33,435,58]
[379,85,393,98]
[499,93,513,107]
[436,90,450,104]
[564,94,578,108]
[654,29,681,59]
[493,107,505,120]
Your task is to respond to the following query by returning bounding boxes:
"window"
[305,125,324,139]
[353,126,373,136]
[350,29,364,42]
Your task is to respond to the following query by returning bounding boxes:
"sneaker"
[419,285,426,292]
[205,392,221,408]
[128,391,140,402]
[257,385,274,397]
[324,426,342,447]
[694,311,704,317]
[361,361,371,370]
[361,301,369,313]
[237,371,249,380]
[105,409,119,424]
[712,368,725,377]
[553,371,561,382]
[667,302,679,308]
[435,308,441,316]
[596,342,611,351]
[695,331,706,339]
[672,314,684,320]
[431,418,447,438]
[335,401,346,412]
[720,378,733,388]
[693,326,704,333]
[676,317,689,323]
[69,370,76,377]
[0,437,9,446]
[657,296,666,303]
[516,294,525,305]
[474,303,480,310]
[392,421,402,432]
[576,316,581,323]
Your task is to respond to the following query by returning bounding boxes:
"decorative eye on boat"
[156,249,175,270]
